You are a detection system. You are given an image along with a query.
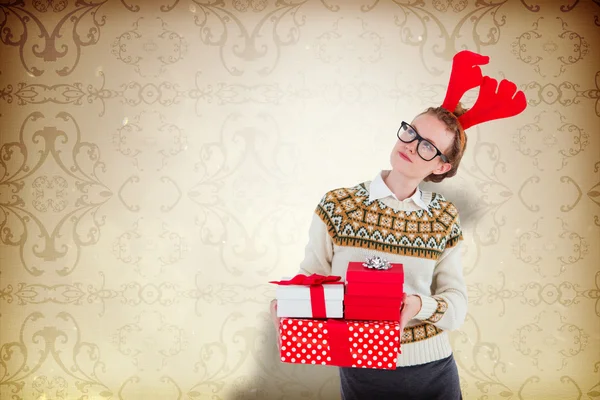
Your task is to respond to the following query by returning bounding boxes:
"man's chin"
[389,165,430,183]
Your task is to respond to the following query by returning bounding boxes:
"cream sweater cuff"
[413,294,438,321]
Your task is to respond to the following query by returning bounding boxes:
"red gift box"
[345,282,404,297]
[344,295,402,321]
[346,262,404,296]
[279,318,401,370]
[346,262,404,302]
[345,261,404,320]
[344,306,400,321]
[344,295,403,307]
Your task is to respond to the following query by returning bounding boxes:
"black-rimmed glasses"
[397,121,449,163]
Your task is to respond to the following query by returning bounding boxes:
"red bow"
[270,274,342,319]
[270,274,342,286]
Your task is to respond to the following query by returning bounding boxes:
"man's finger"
[269,300,282,351]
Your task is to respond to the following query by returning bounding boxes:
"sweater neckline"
[359,182,435,213]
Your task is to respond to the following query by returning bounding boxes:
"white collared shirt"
[368,170,430,210]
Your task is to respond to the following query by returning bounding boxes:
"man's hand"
[270,299,281,350]
[399,294,422,335]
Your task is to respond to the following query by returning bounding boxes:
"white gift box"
[276,281,344,318]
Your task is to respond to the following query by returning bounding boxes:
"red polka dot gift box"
[344,259,405,321]
[279,318,401,370]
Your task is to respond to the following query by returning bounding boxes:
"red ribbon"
[270,274,342,286]
[327,319,353,367]
[270,274,342,319]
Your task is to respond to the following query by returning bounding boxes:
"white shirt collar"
[368,170,429,210]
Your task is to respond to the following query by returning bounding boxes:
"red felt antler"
[457,76,527,130]
[441,50,527,130]
[441,50,489,113]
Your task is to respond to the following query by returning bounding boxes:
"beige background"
[0,0,599,399]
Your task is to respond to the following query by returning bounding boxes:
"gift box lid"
[346,261,404,284]
[275,279,344,301]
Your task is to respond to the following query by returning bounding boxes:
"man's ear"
[432,162,452,176]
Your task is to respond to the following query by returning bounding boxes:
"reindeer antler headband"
[441,50,527,130]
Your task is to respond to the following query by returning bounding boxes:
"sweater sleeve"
[413,211,467,331]
[297,208,334,276]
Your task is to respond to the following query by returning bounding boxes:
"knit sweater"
[297,171,467,367]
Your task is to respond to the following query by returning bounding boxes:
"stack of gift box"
[271,257,405,370]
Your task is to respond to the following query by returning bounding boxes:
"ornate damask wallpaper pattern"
[0,0,598,399]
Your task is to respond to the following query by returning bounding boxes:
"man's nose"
[405,140,418,153]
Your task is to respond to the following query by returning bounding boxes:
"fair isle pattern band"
[315,184,463,260]
[426,298,449,323]
[402,322,443,344]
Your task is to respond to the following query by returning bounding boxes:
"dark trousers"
[339,354,462,400]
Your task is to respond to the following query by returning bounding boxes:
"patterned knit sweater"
[297,175,467,367]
